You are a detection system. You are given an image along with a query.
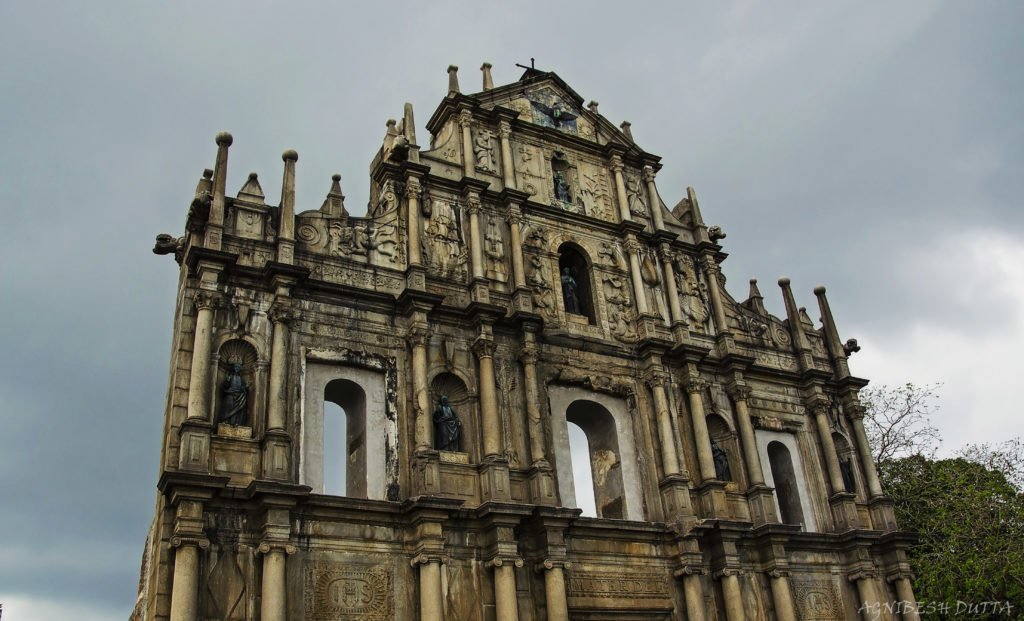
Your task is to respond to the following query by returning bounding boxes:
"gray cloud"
[1,1,1021,616]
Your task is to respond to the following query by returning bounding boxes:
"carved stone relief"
[422,198,468,281]
[791,576,843,621]
[515,143,546,202]
[305,562,394,621]
[527,254,556,320]
[625,171,648,217]
[674,255,712,333]
[473,127,496,173]
[578,161,613,221]
[602,273,637,343]
[483,217,507,283]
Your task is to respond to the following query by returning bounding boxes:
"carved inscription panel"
[567,569,670,601]
[791,576,842,621]
[305,562,393,621]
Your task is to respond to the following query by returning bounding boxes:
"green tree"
[863,385,1024,616]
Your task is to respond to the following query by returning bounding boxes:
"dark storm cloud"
[1,1,1020,617]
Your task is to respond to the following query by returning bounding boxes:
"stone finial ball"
[248,172,258,180]
[202,168,214,179]
[750,278,758,284]
[332,174,342,181]
[215,131,233,146]
[448,64,459,72]
[282,149,298,162]
[481,62,492,69]
[813,286,827,295]
[778,277,790,286]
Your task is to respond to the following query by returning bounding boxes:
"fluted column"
[684,378,716,482]
[812,402,847,495]
[258,542,295,621]
[850,572,882,621]
[415,556,444,621]
[624,237,650,315]
[168,537,207,621]
[266,300,293,431]
[474,335,501,458]
[541,561,570,621]
[701,257,729,336]
[520,346,546,465]
[498,120,516,189]
[849,406,884,498]
[727,384,765,486]
[506,205,527,290]
[490,558,523,621]
[406,177,423,267]
[610,155,631,223]
[187,290,220,422]
[677,568,707,621]
[660,245,684,325]
[717,570,746,621]
[769,570,797,621]
[643,165,664,230]
[467,194,485,281]
[460,110,475,178]
[648,374,680,476]
[409,326,431,451]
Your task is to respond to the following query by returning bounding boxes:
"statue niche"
[433,395,461,452]
[430,372,475,459]
[216,339,258,429]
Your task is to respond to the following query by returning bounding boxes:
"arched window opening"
[324,379,367,498]
[568,422,597,517]
[567,400,624,519]
[767,441,805,527]
[558,243,595,323]
[833,432,857,494]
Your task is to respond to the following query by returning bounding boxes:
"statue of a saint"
[840,457,857,493]
[553,171,571,203]
[561,267,580,314]
[218,363,249,426]
[711,437,732,481]
[433,395,461,452]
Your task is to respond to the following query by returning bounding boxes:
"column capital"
[518,346,540,366]
[193,290,222,312]
[411,553,448,567]
[645,371,670,391]
[404,176,422,198]
[498,120,512,138]
[609,154,624,172]
[768,569,791,579]
[466,193,482,214]
[642,165,656,183]
[726,383,752,401]
[658,243,675,262]
[846,403,867,420]
[885,569,915,584]
[170,535,210,550]
[485,556,524,569]
[847,569,877,583]
[257,541,297,555]
[472,336,495,358]
[712,568,745,580]
[406,325,429,348]
[505,204,522,224]
[458,109,473,128]
[623,238,641,254]
[683,377,708,394]
[673,564,705,578]
[268,302,296,326]
[535,559,573,573]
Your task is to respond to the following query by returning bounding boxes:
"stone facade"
[134,65,918,621]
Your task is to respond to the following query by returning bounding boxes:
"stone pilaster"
[506,203,531,312]
[408,324,431,453]
[660,244,685,330]
[624,236,650,316]
[647,371,681,477]
[179,285,221,472]
[643,165,664,230]
[405,176,423,268]
[498,120,516,189]
[701,256,733,349]
[683,376,716,483]
[263,296,295,480]
[459,109,475,178]
[610,154,631,223]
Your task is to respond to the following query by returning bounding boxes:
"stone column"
[849,407,884,498]
[701,257,729,336]
[889,574,920,621]
[490,559,522,621]
[519,346,546,465]
[405,177,423,267]
[610,155,631,223]
[541,561,570,621]
[506,205,527,290]
[467,194,485,281]
[717,570,746,621]
[648,374,680,477]
[624,237,650,315]
[204,132,232,250]
[499,120,516,189]
[726,384,765,486]
[266,299,293,431]
[460,110,475,178]
[277,150,297,264]
[643,166,664,230]
[415,556,444,621]
[677,568,707,621]
[660,245,684,325]
[850,572,881,621]
[258,543,295,621]
[812,403,847,495]
[187,290,220,422]
[409,326,431,452]
[474,335,501,459]
[769,570,797,621]
[168,537,207,621]
[684,378,716,482]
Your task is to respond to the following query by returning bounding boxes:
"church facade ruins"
[135,64,918,621]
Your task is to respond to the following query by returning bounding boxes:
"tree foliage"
[862,384,1024,615]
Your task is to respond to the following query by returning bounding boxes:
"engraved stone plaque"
[305,563,393,621]
[791,576,842,621]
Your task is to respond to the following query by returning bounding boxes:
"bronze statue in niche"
[218,363,249,426]
[433,395,462,452]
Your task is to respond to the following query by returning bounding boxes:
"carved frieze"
[305,562,394,621]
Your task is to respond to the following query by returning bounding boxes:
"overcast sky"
[1,1,1021,618]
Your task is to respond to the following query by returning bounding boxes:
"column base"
[528,461,557,506]
[745,485,779,525]
[481,456,511,501]
[695,480,730,519]
[828,492,860,531]
[868,495,898,532]
[659,474,696,524]
[178,419,212,472]
[261,429,292,481]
